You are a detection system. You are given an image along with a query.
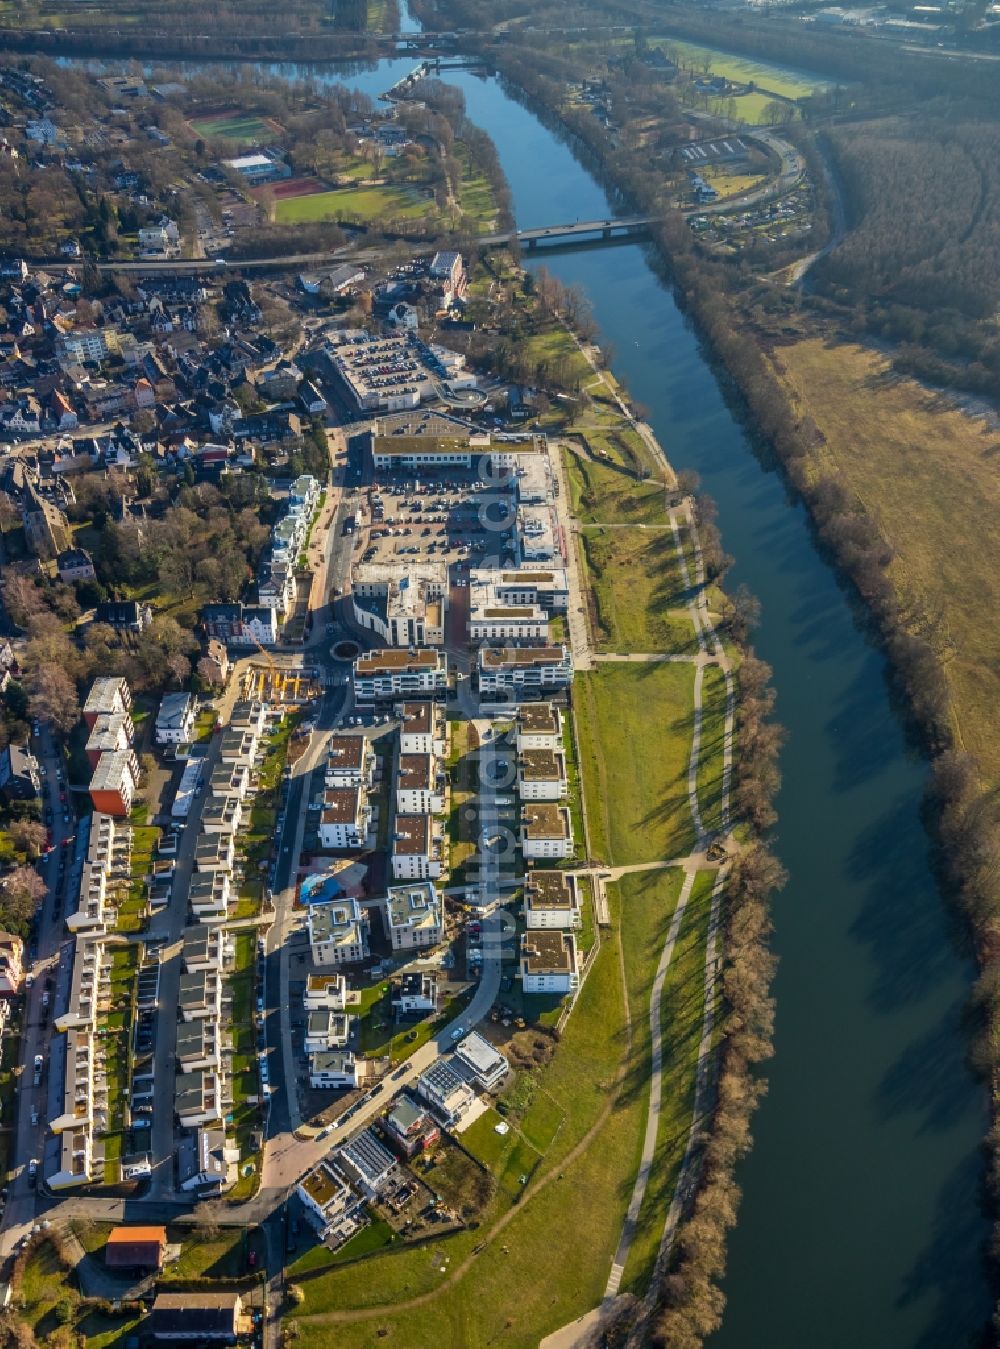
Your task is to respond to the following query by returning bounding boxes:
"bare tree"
[8,820,46,860]
[27,664,79,735]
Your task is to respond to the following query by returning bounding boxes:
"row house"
[210,761,251,801]
[201,794,243,836]
[194,832,236,875]
[189,871,231,925]
[178,968,223,1023]
[67,813,122,935]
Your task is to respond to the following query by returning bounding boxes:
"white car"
[450,1026,465,1041]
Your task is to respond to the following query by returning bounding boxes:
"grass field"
[771,336,1000,781]
[188,111,279,144]
[702,163,768,198]
[696,664,730,835]
[618,868,714,1293]
[274,183,431,224]
[580,526,699,653]
[576,663,697,865]
[566,445,669,525]
[653,37,831,99]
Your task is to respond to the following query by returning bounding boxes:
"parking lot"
[358,477,519,571]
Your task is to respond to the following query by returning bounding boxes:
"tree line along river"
[66,32,994,1347]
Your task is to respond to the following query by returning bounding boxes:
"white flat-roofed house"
[468,602,549,644]
[391,814,445,880]
[298,1162,361,1243]
[393,970,438,1016]
[517,748,567,802]
[155,691,196,746]
[477,645,573,698]
[520,930,580,994]
[380,882,443,952]
[318,785,371,850]
[189,872,230,923]
[181,924,226,974]
[524,870,582,930]
[520,803,573,860]
[324,735,374,790]
[395,754,444,815]
[353,648,448,701]
[415,1057,475,1126]
[308,898,370,967]
[516,703,562,752]
[304,1007,352,1053]
[229,699,268,736]
[454,1031,509,1091]
[483,567,569,612]
[309,1049,360,1090]
[395,701,446,756]
[303,973,348,1012]
[334,1127,398,1199]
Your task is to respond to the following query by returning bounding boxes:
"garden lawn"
[576,663,697,865]
[696,664,729,835]
[580,526,699,653]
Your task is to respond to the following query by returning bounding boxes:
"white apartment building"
[155,693,196,747]
[516,702,563,752]
[524,870,582,930]
[391,814,445,880]
[309,1050,361,1090]
[468,603,549,644]
[395,753,444,815]
[520,930,580,994]
[325,735,375,789]
[353,648,448,702]
[379,882,443,952]
[308,898,370,966]
[318,785,371,850]
[520,803,574,860]
[517,748,568,802]
[395,701,446,756]
[477,645,573,697]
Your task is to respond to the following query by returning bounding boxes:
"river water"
[64,31,993,1346]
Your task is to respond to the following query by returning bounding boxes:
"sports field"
[188,110,280,144]
[274,183,431,224]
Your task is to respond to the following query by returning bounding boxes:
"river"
[65,29,993,1346]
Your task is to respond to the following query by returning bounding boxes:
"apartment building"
[468,602,549,644]
[318,785,371,850]
[516,703,562,752]
[325,735,375,789]
[0,932,23,995]
[524,870,582,930]
[379,881,443,952]
[353,648,448,702]
[520,930,580,994]
[85,711,134,770]
[520,803,574,860]
[351,564,447,648]
[470,567,569,613]
[82,677,133,729]
[395,753,444,815]
[89,748,141,817]
[477,645,573,697]
[391,814,445,880]
[308,898,370,967]
[517,748,568,801]
[395,701,446,756]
